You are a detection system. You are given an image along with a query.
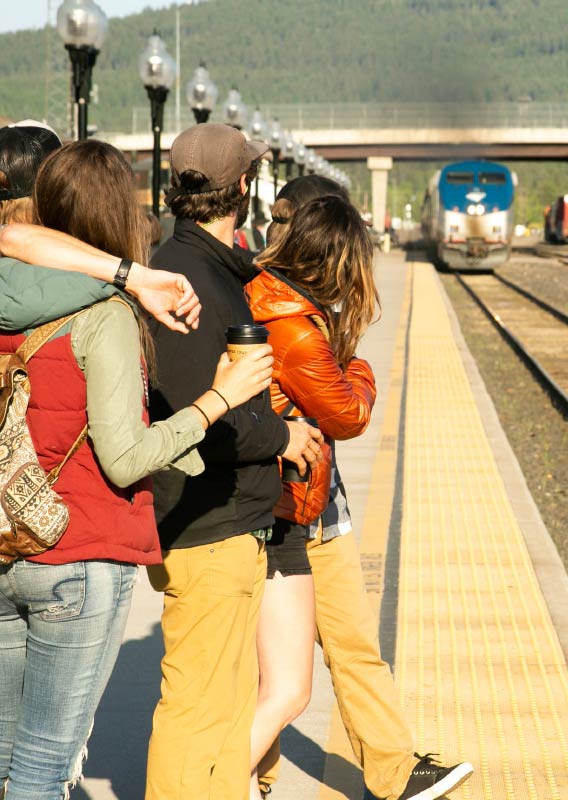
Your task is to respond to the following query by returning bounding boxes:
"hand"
[127,263,201,333]
[211,347,274,409]
[281,420,324,476]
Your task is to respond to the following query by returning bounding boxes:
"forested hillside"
[1,0,567,223]
[1,0,567,131]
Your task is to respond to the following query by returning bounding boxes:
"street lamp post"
[268,117,283,201]
[294,141,306,177]
[139,31,176,218]
[249,108,267,216]
[186,62,218,124]
[223,86,248,130]
[306,148,317,175]
[282,131,295,181]
[56,0,108,141]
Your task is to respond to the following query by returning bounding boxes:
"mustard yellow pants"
[146,535,266,800]
[259,529,416,800]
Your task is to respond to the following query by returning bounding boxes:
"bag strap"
[14,296,132,483]
[16,295,133,364]
[47,425,88,484]
[279,401,295,418]
[46,297,133,481]
[16,308,88,363]
[309,313,331,342]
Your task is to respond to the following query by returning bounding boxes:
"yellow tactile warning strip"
[319,265,413,799]
[396,262,568,799]
[320,260,568,800]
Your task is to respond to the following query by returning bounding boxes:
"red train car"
[544,195,568,243]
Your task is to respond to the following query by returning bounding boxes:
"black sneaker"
[398,753,474,800]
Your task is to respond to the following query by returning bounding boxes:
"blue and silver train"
[421,160,516,271]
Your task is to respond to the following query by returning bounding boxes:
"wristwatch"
[113,258,133,289]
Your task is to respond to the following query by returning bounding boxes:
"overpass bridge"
[101,102,568,231]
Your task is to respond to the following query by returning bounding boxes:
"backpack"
[0,312,88,565]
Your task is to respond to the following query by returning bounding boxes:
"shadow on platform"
[73,625,362,800]
[74,622,163,800]
[281,725,362,797]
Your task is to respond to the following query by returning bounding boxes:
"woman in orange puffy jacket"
[245,179,379,799]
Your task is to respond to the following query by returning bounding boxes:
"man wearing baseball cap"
[146,124,323,800]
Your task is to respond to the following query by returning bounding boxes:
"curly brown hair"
[256,194,379,369]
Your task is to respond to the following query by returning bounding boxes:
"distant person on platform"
[145,123,323,800]
[251,210,269,251]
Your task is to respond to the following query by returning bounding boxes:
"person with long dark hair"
[0,122,201,333]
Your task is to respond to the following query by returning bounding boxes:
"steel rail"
[534,243,568,265]
[455,273,568,416]
[493,273,568,325]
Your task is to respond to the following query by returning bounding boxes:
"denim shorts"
[266,518,311,578]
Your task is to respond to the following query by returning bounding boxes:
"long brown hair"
[33,140,155,378]
[34,140,150,264]
[256,194,379,369]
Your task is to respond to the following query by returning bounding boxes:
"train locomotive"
[421,160,516,271]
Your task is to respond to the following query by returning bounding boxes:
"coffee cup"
[226,323,269,362]
[281,415,319,483]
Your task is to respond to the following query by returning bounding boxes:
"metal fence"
[123,102,568,136]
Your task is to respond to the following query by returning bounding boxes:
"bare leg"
[249,572,315,798]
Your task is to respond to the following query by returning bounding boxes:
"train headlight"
[475,204,485,215]
[467,204,477,215]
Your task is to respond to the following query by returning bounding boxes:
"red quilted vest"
[0,328,161,566]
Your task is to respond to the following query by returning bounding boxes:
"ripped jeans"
[0,560,137,800]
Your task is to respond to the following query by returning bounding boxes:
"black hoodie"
[149,219,289,549]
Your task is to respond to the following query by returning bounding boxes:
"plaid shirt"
[307,444,352,541]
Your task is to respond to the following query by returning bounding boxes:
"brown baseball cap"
[169,123,269,195]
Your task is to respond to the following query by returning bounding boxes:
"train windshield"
[446,172,474,184]
[479,172,507,185]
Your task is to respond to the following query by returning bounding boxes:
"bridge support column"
[367,156,393,233]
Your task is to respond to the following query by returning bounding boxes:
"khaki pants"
[260,529,416,800]
[146,535,266,800]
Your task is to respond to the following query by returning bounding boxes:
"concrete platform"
[77,251,568,800]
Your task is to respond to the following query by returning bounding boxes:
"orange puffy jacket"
[246,267,376,440]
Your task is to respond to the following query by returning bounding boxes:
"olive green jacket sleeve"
[0,258,117,329]
[71,300,205,486]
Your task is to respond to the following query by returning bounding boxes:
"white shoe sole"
[406,762,474,800]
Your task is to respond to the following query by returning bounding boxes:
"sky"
[0,1,182,35]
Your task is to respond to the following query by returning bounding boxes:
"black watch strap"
[113,258,133,289]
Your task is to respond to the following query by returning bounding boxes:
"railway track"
[534,242,568,265]
[456,272,568,414]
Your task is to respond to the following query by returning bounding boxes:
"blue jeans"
[0,560,138,800]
